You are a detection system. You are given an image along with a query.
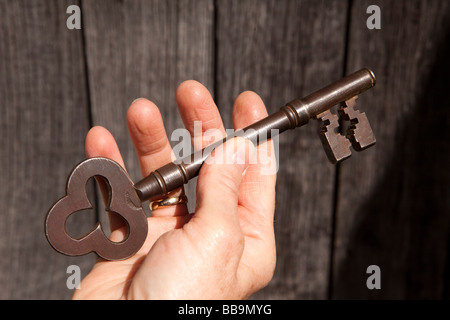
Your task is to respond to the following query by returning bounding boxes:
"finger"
[85,126,125,167]
[232,91,269,129]
[232,92,277,291]
[232,91,277,230]
[127,98,188,217]
[127,98,175,175]
[195,137,256,230]
[176,80,226,150]
[85,126,127,232]
[190,137,256,278]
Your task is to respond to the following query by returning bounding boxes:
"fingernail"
[132,98,145,104]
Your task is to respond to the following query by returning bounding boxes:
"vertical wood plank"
[82,0,214,217]
[216,0,349,299]
[2,0,446,300]
[333,0,450,299]
[0,0,96,299]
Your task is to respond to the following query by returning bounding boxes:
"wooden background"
[0,0,449,299]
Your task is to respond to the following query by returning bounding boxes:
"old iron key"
[45,68,377,261]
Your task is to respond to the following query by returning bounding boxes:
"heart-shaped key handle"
[45,157,148,261]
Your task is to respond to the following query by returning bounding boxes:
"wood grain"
[1,0,449,300]
[215,0,349,299]
[0,0,96,299]
[332,0,450,299]
[82,0,214,218]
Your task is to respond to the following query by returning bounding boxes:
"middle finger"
[127,98,187,217]
[176,80,226,149]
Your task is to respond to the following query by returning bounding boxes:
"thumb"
[194,137,256,225]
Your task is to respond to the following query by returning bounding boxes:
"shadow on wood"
[332,22,450,299]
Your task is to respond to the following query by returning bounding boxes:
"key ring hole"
[65,176,128,241]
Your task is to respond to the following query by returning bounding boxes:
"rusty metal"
[316,96,377,164]
[339,96,376,152]
[45,68,377,261]
[316,107,353,164]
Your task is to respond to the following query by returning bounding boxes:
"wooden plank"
[216,0,349,299]
[332,0,450,299]
[82,0,214,218]
[0,0,96,299]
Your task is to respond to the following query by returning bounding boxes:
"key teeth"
[317,110,352,164]
[316,96,376,164]
[339,98,376,152]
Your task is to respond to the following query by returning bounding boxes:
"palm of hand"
[73,81,276,300]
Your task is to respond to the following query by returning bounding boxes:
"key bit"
[316,109,352,164]
[315,95,376,163]
[339,97,376,151]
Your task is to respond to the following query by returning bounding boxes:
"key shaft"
[134,68,376,202]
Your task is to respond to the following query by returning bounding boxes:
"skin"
[73,81,277,300]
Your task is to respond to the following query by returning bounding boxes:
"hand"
[73,81,277,300]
